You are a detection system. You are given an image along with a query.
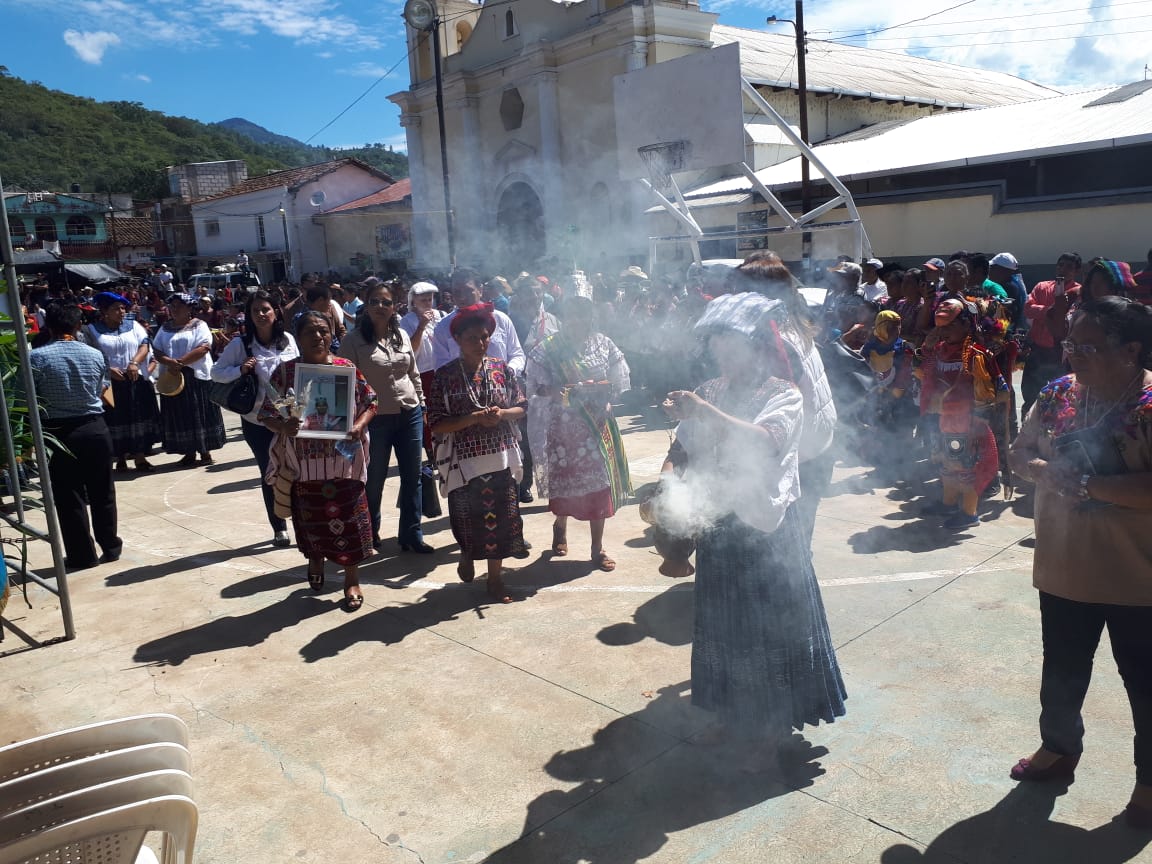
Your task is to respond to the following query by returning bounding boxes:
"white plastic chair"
[0,770,194,847]
[0,795,197,864]
[0,744,191,817]
[0,716,189,785]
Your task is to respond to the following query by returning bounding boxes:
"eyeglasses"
[367,298,394,308]
[1061,340,1101,356]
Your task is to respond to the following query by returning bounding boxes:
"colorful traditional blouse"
[259,357,378,484]
[1013,373,1152,605]
[673,376,803,534]
[526,332,632,506]
[427,357,527,496]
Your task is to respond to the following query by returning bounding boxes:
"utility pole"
[795,0,810,219]
[106,199,119,270]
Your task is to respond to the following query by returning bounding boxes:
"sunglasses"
[367,298,394,308]
[1061,340,1101,357]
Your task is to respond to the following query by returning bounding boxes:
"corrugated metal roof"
[192,159,394,203]
[686,84,1152,199]
[714,26,1059,109]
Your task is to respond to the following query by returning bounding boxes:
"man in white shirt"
[431,268,525,374]
[342,282,365,327]
[860,258,887,303]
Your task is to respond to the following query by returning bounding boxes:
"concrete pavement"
[2,406,1150,863]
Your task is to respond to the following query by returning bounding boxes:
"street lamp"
[403,0,455,268]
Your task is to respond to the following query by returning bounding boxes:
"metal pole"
[279,206,291,281]
[795,0,811,275]
[430,21,456,268]
[0,169,75,640]
[107,200,119,269]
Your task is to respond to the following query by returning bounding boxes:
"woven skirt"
[291,478,374,566]
[447,469,524,561]
[106,378,162,457]
[159,371,226,455]
[692,506,847,735]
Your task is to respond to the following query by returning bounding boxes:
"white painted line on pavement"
[628,454,668,476]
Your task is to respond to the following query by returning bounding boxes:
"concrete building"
[166,161,249,201]
[188,159,396,283]
[314,178,414,278]
[4,192,117,264]
[388,0,1055,274]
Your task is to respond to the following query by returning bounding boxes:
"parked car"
[187,272,260,297]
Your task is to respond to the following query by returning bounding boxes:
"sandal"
[307,564,325,593]
[486,580,513,604]
[178,454,197,467]
[593,551,617,572]
[552,524,568,557]
[198,454,215,466]
[457,559,476,583]
[343,588,364,611]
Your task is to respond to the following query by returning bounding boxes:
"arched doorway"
[496,182,544,272]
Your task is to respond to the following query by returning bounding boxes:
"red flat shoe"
[1010,753,1079,783]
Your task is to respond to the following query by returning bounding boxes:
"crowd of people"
[21,242,1152,810]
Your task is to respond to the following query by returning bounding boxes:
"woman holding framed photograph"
[260,311,378,611]
[427,304,527,604]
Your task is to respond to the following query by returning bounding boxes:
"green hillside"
[0,68,407,202]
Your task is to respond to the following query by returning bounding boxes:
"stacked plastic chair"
[0,714,197,864]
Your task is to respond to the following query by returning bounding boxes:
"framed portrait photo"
[293,363,356,440]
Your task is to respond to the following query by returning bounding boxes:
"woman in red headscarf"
[918,290,1011,527]
[427,304,528,604]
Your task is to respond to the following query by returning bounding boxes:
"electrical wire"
[833,11,1152,44]
[817,0,1152,34]
[301,36,419,145]
[891,24,1152,49]
[827,0,977,42]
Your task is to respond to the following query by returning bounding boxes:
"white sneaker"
[272,530,291,547]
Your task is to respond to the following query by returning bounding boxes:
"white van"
[187,272,260,297]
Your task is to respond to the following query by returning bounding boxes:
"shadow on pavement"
[881,784,1152,863]
[133,590,339,666]
[206,477,261,495]
[487,682,829,864]
[107,542,271,586]
[597,583,693,648]
[848,523,971,555]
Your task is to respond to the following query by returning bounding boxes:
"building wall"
[318,209,413,277]
[167,161,249,201]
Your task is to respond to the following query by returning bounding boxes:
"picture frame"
[292,362,356,440]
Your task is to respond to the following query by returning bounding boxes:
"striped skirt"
[158,371,226,455]
[106,377,161,456]
[692,506,847,735]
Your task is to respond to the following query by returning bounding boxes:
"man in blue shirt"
[30,303,122,571]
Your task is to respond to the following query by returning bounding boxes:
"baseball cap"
[989,252,1019,271]
[863,258,884,269]
[409,281,439,296]
[923,257,946,271]
[830,261,863,280]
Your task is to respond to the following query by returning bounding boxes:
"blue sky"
[0,0,1143,153]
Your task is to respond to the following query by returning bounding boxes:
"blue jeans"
[241,419,286,533]
[366,407,424,545]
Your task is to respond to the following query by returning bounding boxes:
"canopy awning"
[10,249,65,275]
[64,263,126,284]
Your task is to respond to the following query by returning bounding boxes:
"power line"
[817,0,1152,34]
[891,24,1152,49]
[827,0,977,42]
[836,11,1152,44]
[301,38,419,145]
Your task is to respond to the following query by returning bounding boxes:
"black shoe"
[65,558,99,573]
[519,488,534,504]
[372,536,384,550]
[400,541,435,554]
[99,547,122,564]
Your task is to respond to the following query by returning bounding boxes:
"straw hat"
[155,367,185,397]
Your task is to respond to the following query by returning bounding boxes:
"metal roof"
[714,26,1059,109]
[685,84,1152,199]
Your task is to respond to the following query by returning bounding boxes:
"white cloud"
[135,73,151,82]
[62,29,121,64]
[337,61,395,78]
[707,0,1150,92]
[48,0,384,52]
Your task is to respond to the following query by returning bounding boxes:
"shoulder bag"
[210,340,260,414]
